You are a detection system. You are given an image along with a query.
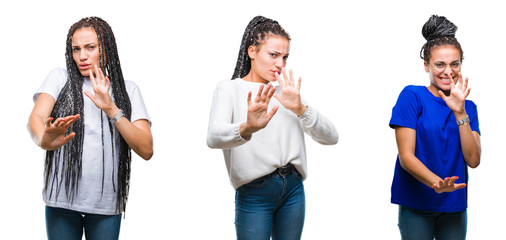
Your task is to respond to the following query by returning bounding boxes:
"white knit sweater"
[207,79,338,189]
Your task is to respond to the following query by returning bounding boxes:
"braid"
[420,15,464,63]
[231,16,291,79]
[45,16,132,214]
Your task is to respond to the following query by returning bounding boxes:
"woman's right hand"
[432,176,467,193]
[240,83,279,140]
[39,114,80,150]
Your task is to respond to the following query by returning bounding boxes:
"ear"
[248,45,256,60]
[424,61,429,73]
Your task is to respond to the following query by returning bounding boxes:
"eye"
[283,56,289,61]
[270,53,277,57]
[435,63,444,68]
[72,47,80,52]
[451,62,460,68]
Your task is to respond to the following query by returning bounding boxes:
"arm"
[84,66,153,160]
[207,82,278,149]
[395,126,466,193]
[28,93,79,150]
[273,68,338,145]
[438,73,481,168]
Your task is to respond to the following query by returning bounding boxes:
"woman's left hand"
[438,72,470,118]
[84,65,117,117]
[273,68,306,116]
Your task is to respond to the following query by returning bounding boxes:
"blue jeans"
[235,168,305,240]
[46,206,122,240]
[398,205,467,240]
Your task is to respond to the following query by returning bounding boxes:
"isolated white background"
[1,0,504,239]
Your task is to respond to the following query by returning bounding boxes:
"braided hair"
[231,16,291,79]
[45,16,132,214]
[420,15,463,64]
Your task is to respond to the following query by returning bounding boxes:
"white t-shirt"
[34,68,151,215]
[206,79,338,189]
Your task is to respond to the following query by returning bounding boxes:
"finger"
[247,91,252,106]
[463,76,469,92]
[273,92,280,101]
[63,132,76,144]
[282,68,290,86]
[63,116,79,128]
[443,177,451,187]
[95,65,103,85]
[83,90,96,102]
[464,87,471,99]
[264,86,276,106]
[448,73,456,89]
[454,183,467,190]
[448,177,456,186]
[105,76,111,88]
[261,83,272,102]
[267,105,279,119]
[255,85,264,102]
[289,69,294,87]
[275,72,285,88]
[297,77,302,91]
[438,90,448,101]
[89,69,97,89]
[45,117,54,127]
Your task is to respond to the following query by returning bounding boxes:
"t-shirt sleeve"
[126,81,151,126]
[389,86,420,130]
[33,68,67,102]
[467,101,480,135]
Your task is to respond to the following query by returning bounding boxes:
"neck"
[242,72,268,84]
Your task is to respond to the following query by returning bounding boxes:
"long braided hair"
[420,15,464,64]
[45,16,132,213]
[231,16,291,79]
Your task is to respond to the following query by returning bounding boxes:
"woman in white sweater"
[207,16,338,240]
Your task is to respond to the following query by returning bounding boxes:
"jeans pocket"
[241,176,267,191]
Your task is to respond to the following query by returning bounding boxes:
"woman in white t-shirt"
[28,16,153,240]
[207,16,338,240]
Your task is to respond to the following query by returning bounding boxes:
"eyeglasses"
[432,61,461,73]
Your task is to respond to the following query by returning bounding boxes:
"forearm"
[399,153,442,187]
[458,123,481,168]
[300,106,338,145]
[207,123,249,149]
[28,114,46,148]
[114,117,153,160]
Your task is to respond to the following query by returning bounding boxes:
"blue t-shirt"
[389,85,480,212]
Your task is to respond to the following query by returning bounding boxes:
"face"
[424,45,461,95]
[247,36,290,83]
[72,27,100,77]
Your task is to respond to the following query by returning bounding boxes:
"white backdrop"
[1,0,504,239]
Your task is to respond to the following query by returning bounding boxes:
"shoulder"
[124,80,139,92]
[45,67,68,84]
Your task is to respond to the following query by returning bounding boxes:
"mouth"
[78,64,91,70]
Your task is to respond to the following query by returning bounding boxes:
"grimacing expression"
[424,45,461,95]
[248,36,290,84]
[72,27,100,77]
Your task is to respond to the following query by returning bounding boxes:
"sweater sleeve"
[206,84,249,149]
[298,105,338,145]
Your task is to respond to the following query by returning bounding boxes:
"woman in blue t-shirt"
[389,15,481,240]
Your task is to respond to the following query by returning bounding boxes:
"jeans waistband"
[272,163,297,177]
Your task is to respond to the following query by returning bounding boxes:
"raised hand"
[273,68,306,116]
[40,114,80,150]
[438,72,470,118]
[240,83,279,139]
[432,176,467,193]
[84,65,117,117]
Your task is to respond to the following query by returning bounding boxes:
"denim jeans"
[398,205,467,240]
[45,206,122,240]
[235,168,305,240]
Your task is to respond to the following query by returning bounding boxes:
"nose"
[443,65,452,76]
[275,57,284,69]
[79,50,88,61]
